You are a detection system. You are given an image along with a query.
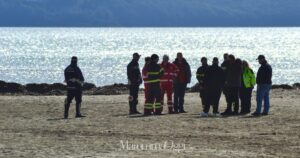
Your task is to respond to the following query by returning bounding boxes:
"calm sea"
[0,27,299,86]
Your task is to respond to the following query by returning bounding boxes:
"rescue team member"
[252,55,272,116]
[196,57,209,111]
[160,55,179,114]
[239,60,256,115]
[221,55,243,115]
[64,56,85,119]
[127,53,142,115]
[201,57,225,117]
[142,57,151,114]
[173,52,191,113]
[144,54,164,115]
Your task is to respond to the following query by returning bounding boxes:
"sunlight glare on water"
[0,27,299,86]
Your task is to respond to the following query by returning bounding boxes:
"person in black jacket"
[221,55,243,115]
[173,52,191,113]
[196,57,209,111]
[127,53,142,115]
[252,55,272,116]
[221,53,230,107]
[64,56,85,119]
[144,54,164,115]
[201,57,225,117]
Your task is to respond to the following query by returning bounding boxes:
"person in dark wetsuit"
[64,56,85,119]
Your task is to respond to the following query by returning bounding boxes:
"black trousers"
[65,89,82,116]
[239,87,253,113]
[223,87,230,105]
[199,89,206,106]
[173,83,187,112]
[203,89,222,113]
[225,87,240,113]
[129,84,140,113]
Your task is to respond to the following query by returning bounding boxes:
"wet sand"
[0,89,300,157]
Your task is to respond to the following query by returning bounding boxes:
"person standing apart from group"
[252,55,272,116]
[221,55,243,115]
[160,55,179,114]
[239,60,256,115]
[144,54,164,115]
[173,52,191,113]
[127,53,142,115]
[196,57,209,112]
[64,56,85,119]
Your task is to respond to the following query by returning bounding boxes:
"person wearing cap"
[252,55,272,116]
[221,55,243,115]
[173,52,191,113]
[127,53,142,115]
[239,60,256,115]
[160,55,179,114]
[64,56,85,119]
[142,57,151,114]
[196,57,209,111]
[144,54,164,115]
[201,57,225,117]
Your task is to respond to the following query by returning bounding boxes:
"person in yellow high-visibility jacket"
[239,60,256,114]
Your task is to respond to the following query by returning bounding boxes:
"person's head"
[163,55,169,62]
[228,54,235,64]
[201,57,207,65]
[212,57,219,65]
[151,54,159,63]
[257,55,266,65]
[242,60,250,69]
[71,56,78,66]
[235,58,243,69]
[132,52,141,61]
[177,52,183,61]
[145,57,151,65]
[223,53,229,60]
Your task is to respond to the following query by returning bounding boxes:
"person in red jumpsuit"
[160,55,179,114]
[142,57,152,114]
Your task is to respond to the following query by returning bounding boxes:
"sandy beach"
[0,89,300,158]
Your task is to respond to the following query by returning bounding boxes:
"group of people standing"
[127,52,272,117]
[127,52,191,115]
[61,52,272,119]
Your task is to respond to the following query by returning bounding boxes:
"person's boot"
[168,107,174,114]
[154,109,162,115]
[221,104,232,116]
[233,102,239,115]
[129,102,135,115]
[75,103,86,118]
[133,104,141,114]
[144,109,152,116]
[64,100,70,119]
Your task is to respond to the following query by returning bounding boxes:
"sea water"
[0,27,299,86]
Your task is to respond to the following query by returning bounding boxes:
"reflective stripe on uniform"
[147,72,160,75]
[160,79,173,82]
[145,103,154,109]
[154,103,161,108]
[147,79,160,83]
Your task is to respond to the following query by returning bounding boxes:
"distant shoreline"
[0,80,299,96]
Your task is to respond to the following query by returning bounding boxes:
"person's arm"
[196,68,201,82]
[77,67,84,82]
[127,64,134,83]
[186,63,192,83]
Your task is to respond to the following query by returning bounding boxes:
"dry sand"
[0,89,300,158]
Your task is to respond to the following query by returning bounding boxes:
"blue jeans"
[255,84,272,113]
